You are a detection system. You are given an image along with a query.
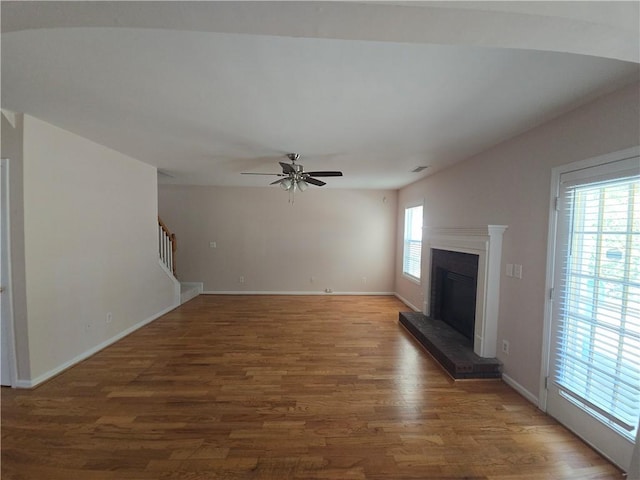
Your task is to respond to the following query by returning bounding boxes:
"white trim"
[502,373,539,406]
[158,258,181,306]
[394,293,421,312]
[402,202,424,281]
[401,273,421,285]
[15,303,179,389]
[539,145,640,411]
[557,146,640,179]
[423,224,507,358]
[0,158,17,387]
[180,282,203,304]
[201,291,396,296]
[540,162,561,410]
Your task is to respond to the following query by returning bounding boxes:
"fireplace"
[430,249,479,345]
[423,225,507,358]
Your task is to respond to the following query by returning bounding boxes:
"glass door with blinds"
[546,152,640,470]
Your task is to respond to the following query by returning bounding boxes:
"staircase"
[158,217,202,305]
[158,217,177,275]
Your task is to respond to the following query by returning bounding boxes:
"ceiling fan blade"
[241,172,284,176]
[304,171,343,177]
[270,178,284,185]
[304,177,326,187]
[279,162,295,174]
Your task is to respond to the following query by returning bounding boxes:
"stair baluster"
[158,217,177,275]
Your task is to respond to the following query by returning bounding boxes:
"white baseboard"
[394,293,421,312]
[502,373,539,406]
[16,302,179,389]
[201,290,395,296]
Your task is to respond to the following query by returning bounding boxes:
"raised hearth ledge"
[423,225,507,358]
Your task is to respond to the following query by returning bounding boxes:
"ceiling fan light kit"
[242,153,342,203]
[280,178,293,190]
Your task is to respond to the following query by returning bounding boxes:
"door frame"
[1,158,17,387]
[539,145,640,465]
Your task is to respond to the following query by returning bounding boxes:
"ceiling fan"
[241,153,343,194]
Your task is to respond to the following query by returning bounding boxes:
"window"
[555,168,640,439]
[403,205,423,281]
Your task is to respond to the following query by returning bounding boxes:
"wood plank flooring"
[1,295,623,479]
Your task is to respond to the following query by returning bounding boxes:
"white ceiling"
[2,1,639,189]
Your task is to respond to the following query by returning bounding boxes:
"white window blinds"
[403,205,423,280]
[554,166,640,437]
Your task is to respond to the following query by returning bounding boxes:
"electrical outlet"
[106,312,113,324]
[362,276,367,284]
[502,339,510,355]
[239,276,245,284]
[310,276,315,283]
[324,288,333,293]
[209,241,217,248]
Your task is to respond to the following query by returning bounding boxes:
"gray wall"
[159,185,398,294]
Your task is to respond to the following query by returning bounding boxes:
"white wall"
[18,115,176,384]
[158,185,397,294]
[396,81,640,400]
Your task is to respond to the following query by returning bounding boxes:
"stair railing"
[158,217,177,276]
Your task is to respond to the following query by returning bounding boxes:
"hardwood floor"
[1,295,623,479]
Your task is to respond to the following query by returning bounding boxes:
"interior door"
[546,153,640,470]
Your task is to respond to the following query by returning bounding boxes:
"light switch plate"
[514,264,523,279]
[506,263,514,277]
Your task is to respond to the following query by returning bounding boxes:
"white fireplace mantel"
[423,225,507,358]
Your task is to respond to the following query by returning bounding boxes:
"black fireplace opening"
[430,249,479,345]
